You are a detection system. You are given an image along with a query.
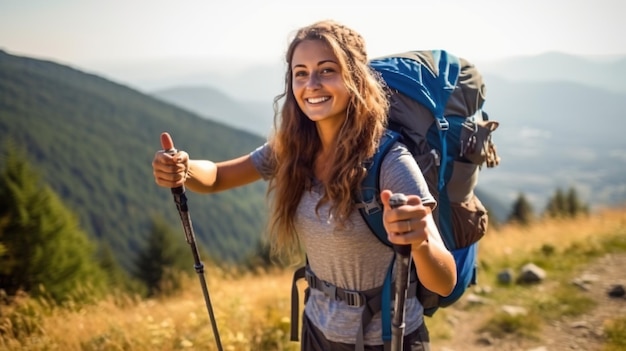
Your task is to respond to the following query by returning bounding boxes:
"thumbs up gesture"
[152,132,189,188]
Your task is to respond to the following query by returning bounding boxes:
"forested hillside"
[0,50,269,270]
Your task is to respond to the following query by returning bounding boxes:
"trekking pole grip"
[389,193,411,255]
[389,193,411,351]
[160,132,185,196]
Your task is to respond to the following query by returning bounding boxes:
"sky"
[1,0,625,71]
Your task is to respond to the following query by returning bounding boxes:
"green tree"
[544,187,589,219]
[507,192,534,225]
[133,216,189,296]
[0,144,106,302]
[96,242,145,294]
[545,188,567,218]
[566,187,589,217]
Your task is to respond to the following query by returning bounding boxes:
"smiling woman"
[151,19,456,351]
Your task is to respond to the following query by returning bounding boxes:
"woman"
[152,19,456,351]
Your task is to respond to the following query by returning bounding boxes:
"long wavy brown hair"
[267,20,389,260]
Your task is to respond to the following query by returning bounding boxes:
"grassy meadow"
[1,206,625,351]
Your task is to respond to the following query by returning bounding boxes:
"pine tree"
[544,186,589,219]
[507,192,534,225]
[566,187,588,217]
[97,242,142,293]
[545,188,567,218]
[133,216,188,296]
[0,144,106,302]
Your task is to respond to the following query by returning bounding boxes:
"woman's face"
[291,39,350,127]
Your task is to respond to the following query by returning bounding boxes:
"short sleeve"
[249,143,275,180]
[379,141,436,208]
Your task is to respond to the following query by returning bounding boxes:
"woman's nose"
[306,72,321,88]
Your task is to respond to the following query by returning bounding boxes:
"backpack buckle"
[304,270,318,289]
[342,290,364,307]
[362,197,382,215]
[320,281,337,301]
[436,117,449,130]
[306,270,341,304]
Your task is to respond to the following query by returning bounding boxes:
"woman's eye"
[293,70,307,78]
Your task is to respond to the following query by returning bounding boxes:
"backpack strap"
[357,129,402,246]
[290,266,306,342]
[290,261,417,351]
[431,51,461,192]
[355,129,404,349]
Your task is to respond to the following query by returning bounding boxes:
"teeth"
[307,97,330,104]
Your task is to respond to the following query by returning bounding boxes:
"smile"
[306,96,330,104]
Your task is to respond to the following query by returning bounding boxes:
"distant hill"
[482,74,626,208]
[481,52,626,94]
[0,49,270,270]
[152,86,274,137]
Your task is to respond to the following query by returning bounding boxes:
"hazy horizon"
[2,0,625,68]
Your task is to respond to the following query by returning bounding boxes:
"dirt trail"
[432,253,626,351]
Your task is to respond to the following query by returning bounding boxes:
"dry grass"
[1,207,625,351]
[1,269,299,351]
[480,207,626,262]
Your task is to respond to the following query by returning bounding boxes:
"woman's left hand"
[380,189,431,247]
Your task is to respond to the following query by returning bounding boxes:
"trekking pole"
[160,132,224,351]
[389,193,412,351]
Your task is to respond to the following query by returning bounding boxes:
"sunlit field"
[1,267,298,351]
[2,207,625,351]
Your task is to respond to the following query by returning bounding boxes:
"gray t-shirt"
[250,141,435,345]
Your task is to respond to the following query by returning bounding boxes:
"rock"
[571,273,600,291]
[473,285,493,295]
[475,332,493,346]
[465,293,490,305]
[569,320,590,329]
[501,305,528,317]
[607,284,625,298]
[497,268,515,285]
[516,263,547,284]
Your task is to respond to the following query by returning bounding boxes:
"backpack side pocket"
[450,194,488,248]
[447,161,488,248]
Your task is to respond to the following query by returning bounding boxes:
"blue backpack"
[363,50,500,315]
[290,50,500,348]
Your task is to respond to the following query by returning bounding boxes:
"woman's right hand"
[152,132,189,188]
